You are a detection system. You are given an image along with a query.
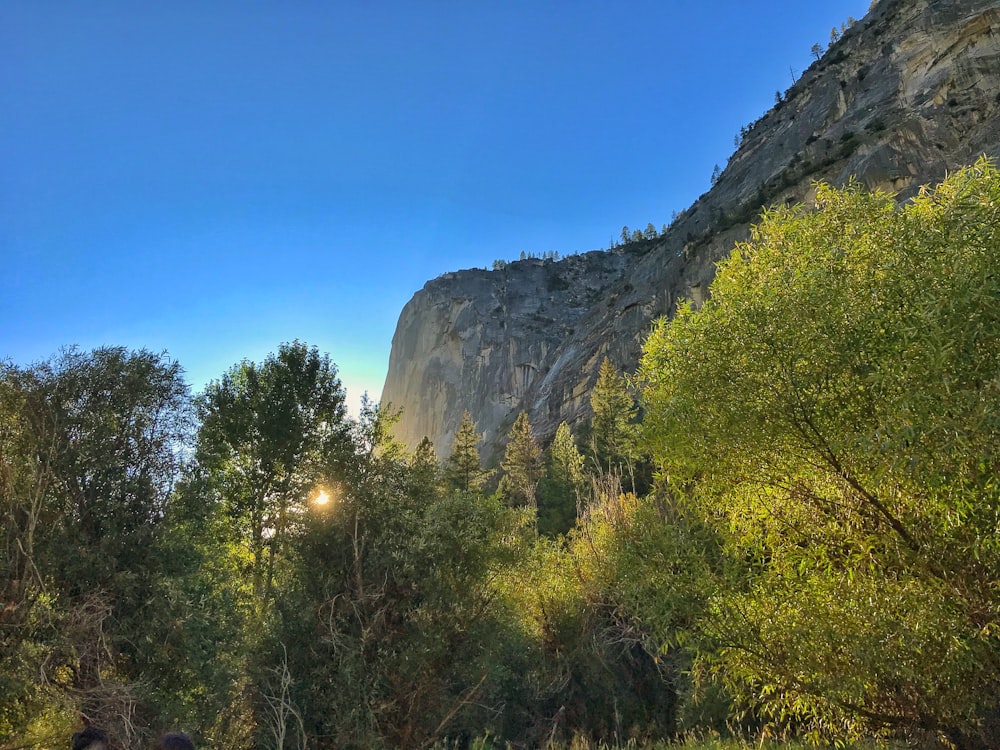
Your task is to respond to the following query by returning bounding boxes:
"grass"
[431,735,849,750]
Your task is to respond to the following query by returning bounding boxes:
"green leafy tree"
[0,348,192,744]
[0,371,45,739]
[580,493,730,735]
[350,395,406,483]
[499,411,543,511]
[502,502,684,745]
[536,422,585,536]
[639,160,1000,748]
[263,408,526,748]
[444,410,491,493]
[142,471,252,743]
[195,341,351,605]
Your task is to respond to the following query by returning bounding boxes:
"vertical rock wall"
[382,0,1000,461]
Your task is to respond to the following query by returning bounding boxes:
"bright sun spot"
[313,489,331,506]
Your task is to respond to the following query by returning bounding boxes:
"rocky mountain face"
[382,0,1000,460]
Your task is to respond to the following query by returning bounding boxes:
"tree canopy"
[195,341,351,603]
[5,162,1000,750]
[0,348,192,744]
[588,357,638,476]
[499,411,543,510]
[444,410,492,493]
[639,158,1000,748]
[537,422,585,536]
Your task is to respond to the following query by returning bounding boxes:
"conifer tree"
[410,436,440,499]
[588,357,638,477]
[499,411,543,509]
[537,421,586,536]
[445,411,491,493]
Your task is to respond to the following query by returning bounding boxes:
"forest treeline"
[2,160,999,749]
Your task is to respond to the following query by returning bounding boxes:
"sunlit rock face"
[382,252,633,458]
[382,0,1000,461]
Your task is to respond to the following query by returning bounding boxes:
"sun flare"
[313,488,331,506]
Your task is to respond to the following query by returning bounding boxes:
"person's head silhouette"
[71,727,108,750]
[157,732,195,750]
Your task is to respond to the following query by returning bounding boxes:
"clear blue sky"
[1,1,871,413]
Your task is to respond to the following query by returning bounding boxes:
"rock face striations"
[382,0,1000,460]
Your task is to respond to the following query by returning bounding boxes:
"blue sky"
[1,1,871,413]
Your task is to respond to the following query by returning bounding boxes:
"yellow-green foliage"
[639,159,1000,746]
[495,486,690,744]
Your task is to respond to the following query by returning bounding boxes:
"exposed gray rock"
[382,252,632,456]
[382,0,1000,461]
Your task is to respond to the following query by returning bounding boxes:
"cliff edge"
[382,0,1000,459]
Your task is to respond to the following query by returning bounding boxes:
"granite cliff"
[382,0,1000,460]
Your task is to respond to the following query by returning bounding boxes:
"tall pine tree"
[537,421,586,536]
[499,411,543,509]
[409,436,440,502]
[588,357,639,477]
[444,411,491,493]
